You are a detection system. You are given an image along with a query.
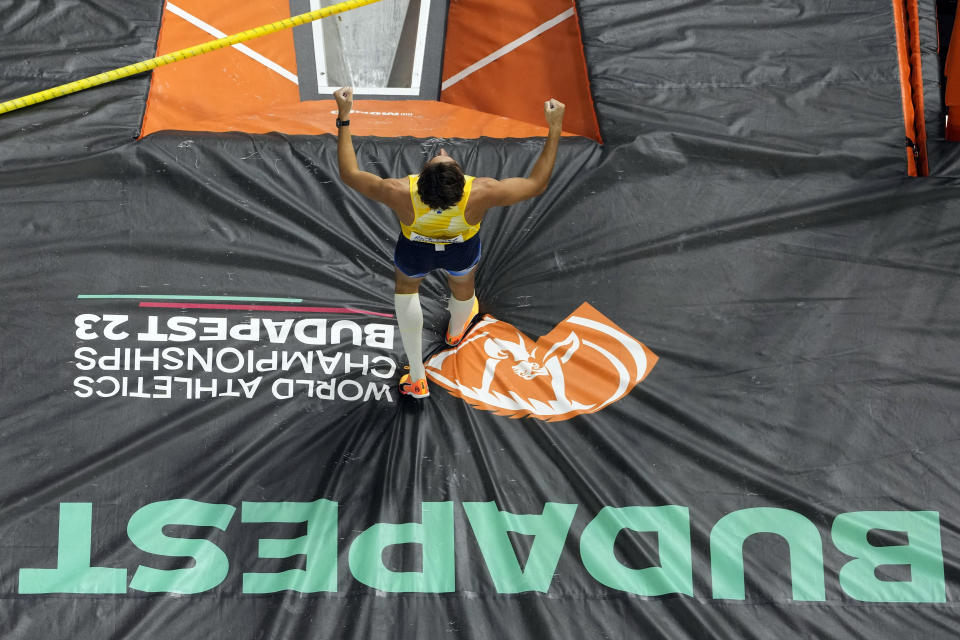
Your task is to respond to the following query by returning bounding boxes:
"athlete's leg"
[394,269,428,389]
[395,269,424,295]
[446,268,475,300]
[445,268,479,345]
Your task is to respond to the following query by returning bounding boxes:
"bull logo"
[425,303,658,421]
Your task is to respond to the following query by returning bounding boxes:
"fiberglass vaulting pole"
[0,0,384,116]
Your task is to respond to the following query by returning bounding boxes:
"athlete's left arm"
[334,87,409,211]
[469,99,565,211]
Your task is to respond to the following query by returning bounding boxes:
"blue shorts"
[393,234,482,278]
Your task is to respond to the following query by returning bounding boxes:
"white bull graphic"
[479,330,586,413]
[425,311,653,420]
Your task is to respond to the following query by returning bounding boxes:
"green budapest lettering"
[348,501,455,592]
[580,505,693,596]
[127,499,235,594]
[15,501,947,601]
[463,502,576,593]
[242,499,338,593]
[832,510,945,603]
[710,507,825,600]
[19,503,127,594]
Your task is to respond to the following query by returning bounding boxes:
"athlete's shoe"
[399,373,429,398]
[445,297,480,346]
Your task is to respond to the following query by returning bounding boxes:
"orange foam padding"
[945,9,960,141]
[149,97,559,138]
[945,7,960,105]
[948,107,960,141]
[891,0,928,174]
[141,0,559,138]
[142,0,297,136]
[440,0,602,142]
[891,0,918,175]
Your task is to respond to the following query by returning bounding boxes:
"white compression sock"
[448,293,477,336]
[394,293,426,380]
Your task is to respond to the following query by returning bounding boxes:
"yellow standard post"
[0,0,383,115]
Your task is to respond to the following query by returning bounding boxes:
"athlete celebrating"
[333,86,565,398]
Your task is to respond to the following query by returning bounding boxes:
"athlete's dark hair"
[418,162,465,210]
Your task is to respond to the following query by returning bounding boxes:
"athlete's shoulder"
[377,177,414,212]
[378,177,409,195]
[466,176,509,206]
[466,176,497,198]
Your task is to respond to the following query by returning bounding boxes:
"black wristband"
[336,118,350,128]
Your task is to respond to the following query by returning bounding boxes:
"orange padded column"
[944,8,960,141]
[440,0,602,142]
[892,0,928,175]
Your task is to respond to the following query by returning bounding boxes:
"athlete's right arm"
[334,87,410,213]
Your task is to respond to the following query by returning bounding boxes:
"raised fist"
[334,87,353,118]
[544,98,565,129]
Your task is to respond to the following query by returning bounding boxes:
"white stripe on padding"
[165,2,299,85]
[441,7,575,91]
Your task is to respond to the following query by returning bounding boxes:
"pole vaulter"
[0,0,384,116]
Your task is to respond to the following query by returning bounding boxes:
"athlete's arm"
[476,99,566,208]
[333,87,408,211]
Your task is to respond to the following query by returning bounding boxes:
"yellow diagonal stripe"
[0,0,383,115]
